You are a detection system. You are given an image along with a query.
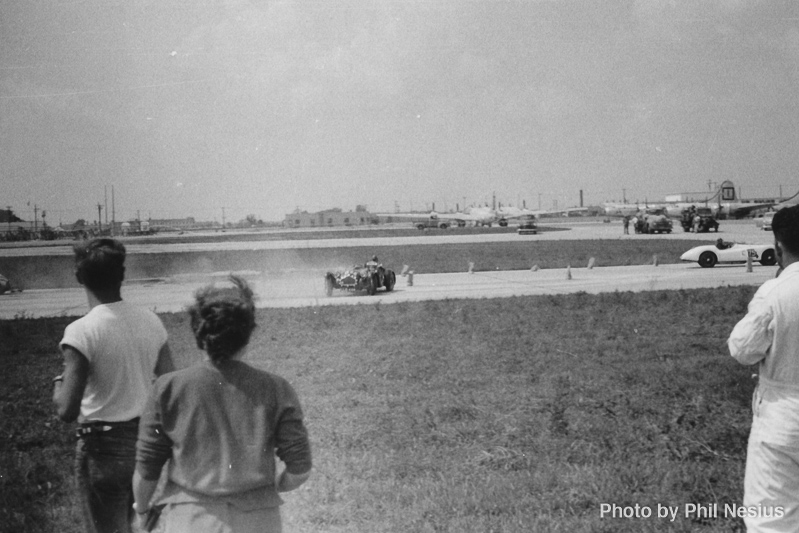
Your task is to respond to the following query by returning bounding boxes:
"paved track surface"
[0,219,775,319]
[0,262,774,319]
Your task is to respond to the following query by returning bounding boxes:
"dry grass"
[0,286,759,532]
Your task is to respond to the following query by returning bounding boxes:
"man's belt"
[76,418,140,438]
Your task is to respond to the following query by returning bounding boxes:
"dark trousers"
[75,421,139,533]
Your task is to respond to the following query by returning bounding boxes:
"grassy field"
[1,286,758,532]
[1,238,707,290]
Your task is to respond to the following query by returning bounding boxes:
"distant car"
[634,208,673,234]
[325,261,396,296]
[679,207,719,233]
[680,242,777,268]
[762,211,775,231]
[517,215,537,235]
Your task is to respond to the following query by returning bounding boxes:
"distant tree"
[74,219,87,228]
[0,209,22,223]
[355,205,368,212]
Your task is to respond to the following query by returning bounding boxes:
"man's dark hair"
[188,275,256,365]
[772,205,799,256]
[73,238,126,291]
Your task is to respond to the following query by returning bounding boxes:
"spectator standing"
[133,276,312,533]
[728,204,799,532]
[52,238,174,533]
[622,216,629,234]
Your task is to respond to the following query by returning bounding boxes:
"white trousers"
[744,380,799,532]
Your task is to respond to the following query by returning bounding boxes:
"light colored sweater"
[136,360,312,509]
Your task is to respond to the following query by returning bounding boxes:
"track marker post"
[566,265,572,280]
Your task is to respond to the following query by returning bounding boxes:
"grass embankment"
[2,287,757,532]
[2,239,704,290]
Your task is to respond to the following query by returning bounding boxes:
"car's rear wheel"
[760,249,777,266]
[384,270,396,291]
[698,251,717,268]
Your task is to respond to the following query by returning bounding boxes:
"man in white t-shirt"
[53,238,174,533]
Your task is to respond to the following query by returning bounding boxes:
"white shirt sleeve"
[728,288,774,366]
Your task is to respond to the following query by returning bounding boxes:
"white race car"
[680,241,777,268]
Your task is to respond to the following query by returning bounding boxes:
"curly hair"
[773,205,799,256]
[188,275,257,365]
[73,238,126,291]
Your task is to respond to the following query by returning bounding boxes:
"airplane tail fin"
[719,180,736,202]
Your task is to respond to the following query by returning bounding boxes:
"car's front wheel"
[698,251,718,268]
[367,274,378,295]
[760,249,777,266]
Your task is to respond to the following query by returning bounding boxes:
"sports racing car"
[325,259,396,296]
[680,241,777,268]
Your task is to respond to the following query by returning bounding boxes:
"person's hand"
[132,502,149,531]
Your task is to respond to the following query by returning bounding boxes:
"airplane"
[378,203,587,229]
[604,181,783,219]
[766,188,799,212]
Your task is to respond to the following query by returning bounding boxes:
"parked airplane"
[378,204,586,229]
[604,181,783,219]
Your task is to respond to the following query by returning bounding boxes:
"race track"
[0,262,774,319]
[0,219,775,319]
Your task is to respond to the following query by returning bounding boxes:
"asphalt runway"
[0,262,775,319]
[0,218,774,258]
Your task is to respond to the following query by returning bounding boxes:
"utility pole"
[104,186,108,226]
[111,185,115,236]
[221,207,226,229]
[6,206,11,235]
[33,204,38,233]
[97,204,103,233]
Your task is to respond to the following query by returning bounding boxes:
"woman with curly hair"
[132,275,312,532]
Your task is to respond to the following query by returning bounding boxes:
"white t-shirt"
[60,301,168,423]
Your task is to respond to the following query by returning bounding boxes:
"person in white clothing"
[53,238,174,533]
[728,204,799,532]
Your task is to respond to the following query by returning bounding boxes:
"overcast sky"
[2,0,799,224]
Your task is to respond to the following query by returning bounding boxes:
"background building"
[284,208,378,228]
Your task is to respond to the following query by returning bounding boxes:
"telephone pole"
[97,204,103,232]
[221,207,226,229]
[33,204,39,233]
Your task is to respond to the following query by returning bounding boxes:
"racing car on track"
[325,257,397,296]
[680,241,777,268]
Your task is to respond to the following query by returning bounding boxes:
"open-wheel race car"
[325,258,396,296]
[680,241,777,268]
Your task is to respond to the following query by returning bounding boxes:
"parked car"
[679,207,719,233]
[680,241,777,268]
[762,211,775,231]
[0,274,10,295]
[517,215,537,235]
[635,208,673,234]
